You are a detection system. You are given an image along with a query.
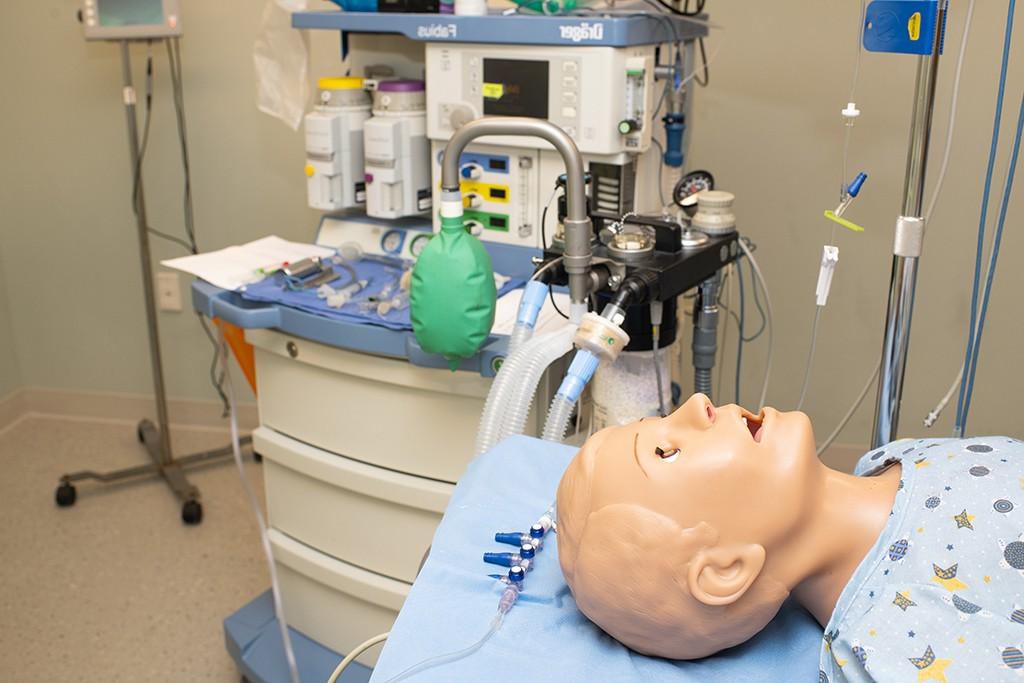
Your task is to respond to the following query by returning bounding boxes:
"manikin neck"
[785,462,902,626]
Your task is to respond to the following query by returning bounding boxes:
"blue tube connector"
[495,532,526,546]
[484,544,536,568]
[847,172,868,198]
[495,532,543,549]
[555,350,600,403]
[484,552,516,567]
[516,280,549,329]
[662,113,686,168]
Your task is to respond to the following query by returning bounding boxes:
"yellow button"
[305,164,315,178]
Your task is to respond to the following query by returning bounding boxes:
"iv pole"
[55,40,250,524]
[871,3,947,447]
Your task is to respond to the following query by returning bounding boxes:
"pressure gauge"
[409,233,432,258]
[673,170,715,217]
[381,230,405,254]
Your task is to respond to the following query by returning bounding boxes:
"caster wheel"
[55,482,77,507]
[252,452,263,463]
[182,500,203,525]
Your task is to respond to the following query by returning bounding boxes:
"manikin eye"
[654,446,680,463]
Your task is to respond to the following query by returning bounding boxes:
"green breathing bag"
[410,213,497,370]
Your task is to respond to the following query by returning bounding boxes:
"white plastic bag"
[253,0,310,130]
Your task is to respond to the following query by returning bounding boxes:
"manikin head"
[556,393,822,659]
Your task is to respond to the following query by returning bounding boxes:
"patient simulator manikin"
[558,393,1024,682]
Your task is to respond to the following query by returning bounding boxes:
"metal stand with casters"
[54,40,248,525]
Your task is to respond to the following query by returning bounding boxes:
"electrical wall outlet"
[156,272,183,312]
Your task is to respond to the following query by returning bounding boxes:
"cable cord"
[737,239,773,410]
[327,632,389,683]
[166,37,197,253]
[218,328,300,683]
[816,357,881,457]
[959,90,1024,432]
[124,40,229,417]
[716,265,732,401]
[955,0,1016,435]
[908,0,975,427]
[693,37,709,87]
[384,613,504,683]
[923,0,976,225]
[734,255,745,404]
[127,44,190,254]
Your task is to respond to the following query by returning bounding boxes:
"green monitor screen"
[97,0,165,27]
[82,0,181,39]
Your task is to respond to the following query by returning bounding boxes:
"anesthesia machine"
[205,6,759,683]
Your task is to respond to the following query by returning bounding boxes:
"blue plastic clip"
[863,0,946,56]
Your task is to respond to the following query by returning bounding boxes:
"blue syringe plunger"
[847,172,868,198]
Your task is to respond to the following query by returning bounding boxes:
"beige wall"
[686,0,1023,446]
[0,1,1020,447]
[0,244,20,397]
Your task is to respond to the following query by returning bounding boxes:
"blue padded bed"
[370,435,823,682]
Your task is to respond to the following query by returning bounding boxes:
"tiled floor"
[0,416,268,682]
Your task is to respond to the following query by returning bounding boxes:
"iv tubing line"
[796,306,823,411]
[738,239,773,410]
[219,328,300,683]
[817,358,881,456]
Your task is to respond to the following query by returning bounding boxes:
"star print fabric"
[819,437,1024,683]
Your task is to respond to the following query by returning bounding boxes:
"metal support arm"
[441,117,593,305]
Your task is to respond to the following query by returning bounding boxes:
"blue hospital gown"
[820,437,1024,683]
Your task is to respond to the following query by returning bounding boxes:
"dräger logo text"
[559,22,604,42]
[417,23,457,39]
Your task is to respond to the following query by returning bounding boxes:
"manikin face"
[581,393,822,552]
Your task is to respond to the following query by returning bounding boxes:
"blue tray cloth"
[240,259,524,332]
[371,435,823,682]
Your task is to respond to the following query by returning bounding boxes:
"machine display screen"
[97,0,165,26]
[482,59,549,119]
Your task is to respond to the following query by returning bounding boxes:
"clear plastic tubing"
[497,324,576,442]
[475,327,568,455]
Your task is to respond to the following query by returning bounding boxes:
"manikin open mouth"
[740,408,766,443]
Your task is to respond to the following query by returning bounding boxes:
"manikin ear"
[686,544,766,606]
